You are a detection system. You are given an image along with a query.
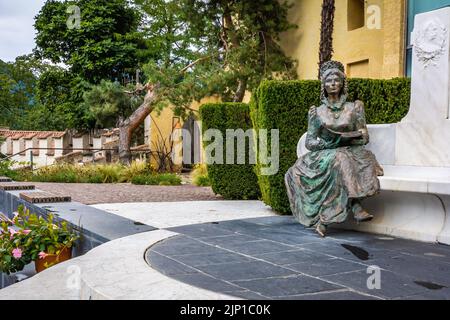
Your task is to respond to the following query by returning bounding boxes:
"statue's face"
[324,73,343,96]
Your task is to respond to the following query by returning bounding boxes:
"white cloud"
[0,0,47,62]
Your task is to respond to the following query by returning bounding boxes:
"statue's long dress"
[285,101,384,227]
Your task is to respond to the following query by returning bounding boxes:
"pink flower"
[38,251,49,260]
[21,229,31,235]
[8,228,17,239]
[12,248,22,260]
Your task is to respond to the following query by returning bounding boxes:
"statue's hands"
[316,139,327,150]
[350,130,369,145]
[305,136,327,151]
[350,139,365,146]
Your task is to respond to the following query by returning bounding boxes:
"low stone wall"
[0,187,156,289]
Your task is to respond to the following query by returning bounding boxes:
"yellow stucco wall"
[148,96,219,168]
[280,0,407,79]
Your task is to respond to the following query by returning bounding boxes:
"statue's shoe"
[316,224,327,238]
[354,210,374,223]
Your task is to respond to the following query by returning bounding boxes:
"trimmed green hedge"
[250,78,411,214]
[200,103,261,200]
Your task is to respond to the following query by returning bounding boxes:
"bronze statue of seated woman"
[285,61,384,237]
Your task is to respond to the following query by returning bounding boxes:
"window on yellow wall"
[348,0,365,31]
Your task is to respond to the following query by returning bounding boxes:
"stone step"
[0,176,12,182]
[19,192,71,204]
[0,183,35,191]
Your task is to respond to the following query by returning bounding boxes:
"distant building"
[0,128,150,168]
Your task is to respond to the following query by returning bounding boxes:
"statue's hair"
[320,60,348,104]
[320,60,345,78]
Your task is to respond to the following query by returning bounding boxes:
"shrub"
[120,160,153,182]
[191,164,211,187]
[200,103,261,200]
[250,78,411,214]
[131,173,182,186]
[31,163,81,183]
[2,160,167,184]
[0,160,28,181]
[28,161,153,184]
[94,164,123,183]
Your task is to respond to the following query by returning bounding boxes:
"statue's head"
[320,60,348,103]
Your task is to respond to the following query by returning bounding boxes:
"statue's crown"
[320,60,345,78]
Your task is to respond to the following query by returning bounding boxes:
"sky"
[0,0,47,62]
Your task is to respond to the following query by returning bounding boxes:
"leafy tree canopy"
[100,0,299,119]
[34,0,151,84]
[4,0,298,138]
[0,55,58,129]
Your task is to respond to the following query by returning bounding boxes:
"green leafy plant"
[191,164,211,187]
[119,160,154,182]
[131,173,181,186]
[0,206,79,274]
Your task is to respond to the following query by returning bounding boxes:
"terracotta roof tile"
[0,130,66,140]
[36,132,53,139]
[22,132,38,139]
[131,144,151,152]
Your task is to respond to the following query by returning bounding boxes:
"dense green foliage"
[0,56,96,131]
[31,69,95,131]
[131,173,182,186]
[250,78,412,213]
[3,0,297,140]
[2,0,147,131]
[2,161,149,183]
[0,55,59,129]
[83,80,143,128]
[88,0,298,128]
[200,103,260,200]
[34,0,149,84]
[0,160,21,180]
[28,0,153,131]
[0,160,183,185]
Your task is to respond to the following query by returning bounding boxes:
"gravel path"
[33,182,223,205]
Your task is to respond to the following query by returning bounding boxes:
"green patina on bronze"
[285,61,384,236]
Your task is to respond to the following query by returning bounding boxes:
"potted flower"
[0,220,32,275]
[0,206,79,274]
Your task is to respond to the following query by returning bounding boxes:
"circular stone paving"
[146,216,450,300]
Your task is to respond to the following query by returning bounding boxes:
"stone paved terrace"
[2,201,450,300]
[33,182,223,204]
[147,216,450,300]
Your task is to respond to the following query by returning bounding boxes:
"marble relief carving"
[414,19,448,68]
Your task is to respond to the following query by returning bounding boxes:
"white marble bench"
[296,124,450,245]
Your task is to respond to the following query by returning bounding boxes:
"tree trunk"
[223,4,248,103]
[233,77,247,102]
[118,84,158,164]
[318,0,336,78]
